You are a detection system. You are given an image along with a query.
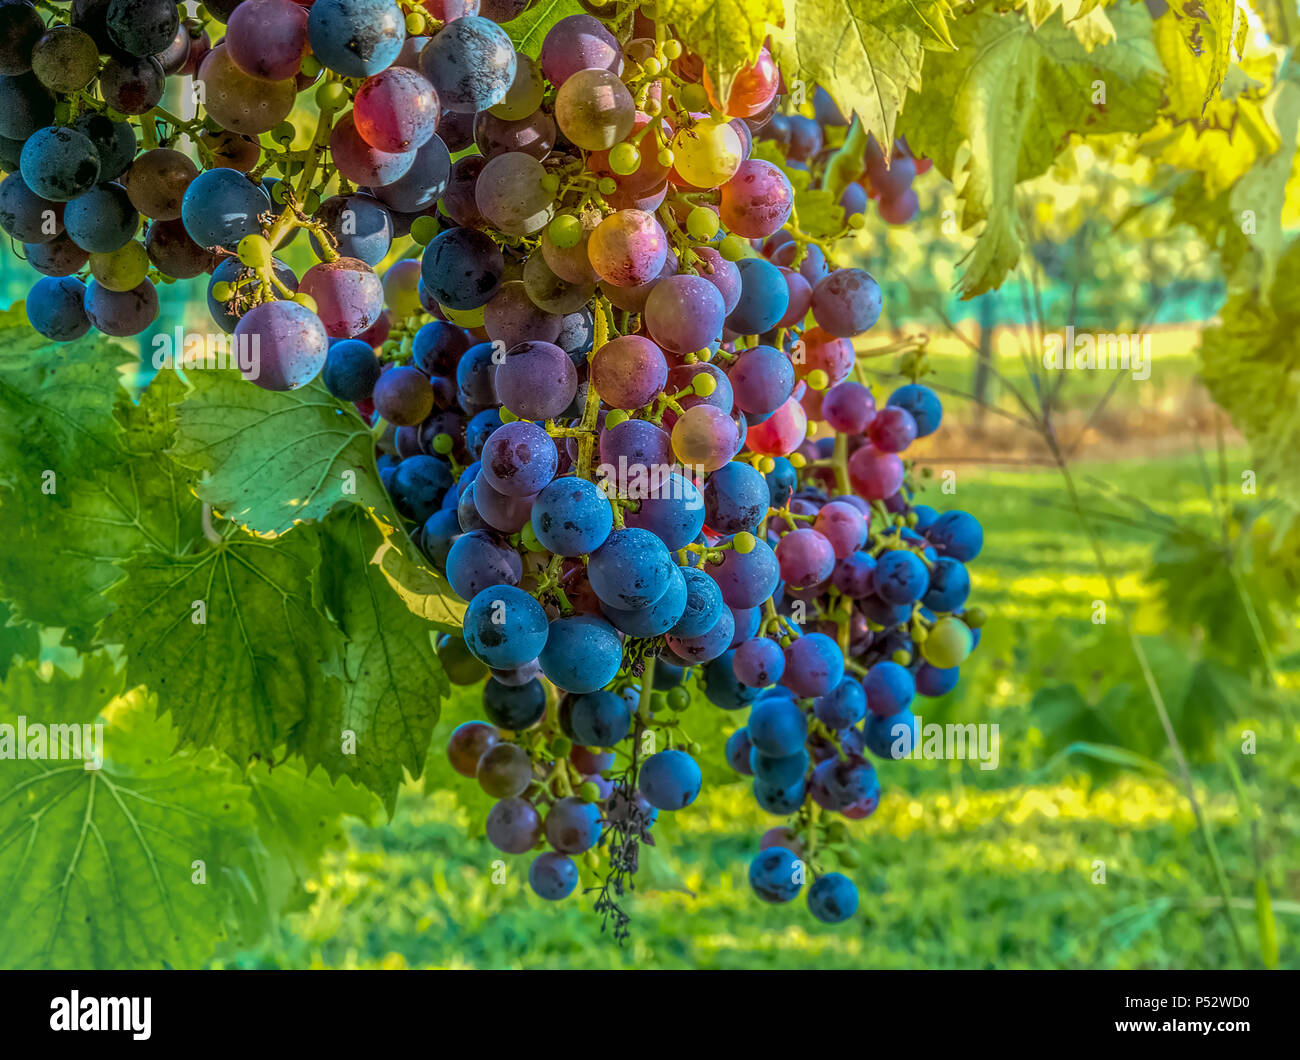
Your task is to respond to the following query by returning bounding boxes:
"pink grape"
[694,246,741,314]
[746,395,807,456]
[234,299,329,391]
[644,274,725,355]
[729,345,794,417]
[775,268,812,329]
[776,528,836,588]
[813,501,868,559]
[849,443,905,500]
[796,326,855,385]
[493,340,577,421]
[299,257,384,338]
[590,334,668,410]
[718,159,793,238]
[671,404,738,472]
[540,13,622,87]
[354,66,440,152]
[226,0,308,82]
[330,112,415,186]
[821,380,876,433]
[866,405,918,452]
[588,209,667,287]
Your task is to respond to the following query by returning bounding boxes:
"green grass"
[224,450,1297,970]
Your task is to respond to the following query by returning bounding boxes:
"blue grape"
[810,268,882,338]
[728,258,788,335]
[389,454,454,522]
[205,258,298,334]
[484,676,547,730]
[373,134,451,213]
[465,408,502,459]
[479,419,557,496]
[887,383,942,437]
[921,556,970,613]
[927,510,983,562]
[486,796,541,854]
[464,584,548,669]
[544,796,602,854]
[864,660,914,717]
[588,527,674,610]
[322,338,382,402]
[707,536,780,609]
[82,278,157,336]
[71,113,136,182]
[413,319,472,376]
[726,728,754,774]
[665,606,734,664]
[865,708,918,760]
[750,747,808,788]
[308,0,406,77]
[529,851,578,899]
[912,504,939,533]
[639,749,702,810]
[531,475,614,556]
[310,193,394,266]
[765,456,796,507]
[915,662,959,697]
[810,755,877,810]
[602,562,687,637]
[814,676,867,729]
[64,182,137,253]
[747,697,807,757]
[749,846,802,902]
[874,549,929,605]
[25,276,89,341]
[419,16,517,114]
[703,461,768,534]
[782,632,844,698]
[181,168,270,250]
[0,72,54,140]
[20,126,101,202]
[624,471,705,551]
[808,873,858,923]
[732,636,784,687]
[455,340,498,406]
[445,528,521,600]
[419,507,460,569]
[568,689,632,747]
[422,226,505,310]
[701,649,760,710]
[753,776,806,815]
[538,615,623,694]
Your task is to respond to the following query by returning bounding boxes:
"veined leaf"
[372,525,468,632]
[0,601,38,681]
[0,371,202,650]
[899,5,1165,297]
[295,507,451,815]
[171,372,385,538]
[99,530,345,765]
[660,0,785,108]
[770,0,926,149]
[502,0,585,57]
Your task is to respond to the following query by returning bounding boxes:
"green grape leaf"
[0,601,39,680]
[0,306,128,480]
[770,0,927,150]
[171,372,385,537]
[502,0,585,57]
[0,370,202,650]
[0,660,260,970]
[659,0,785,108]
[899,5,1165,297]
[1199,237,1300,512]
[1155,0,1237,113]
[293,508,450,815]
[793,186,845,240]
[372,522,468,632]
[99,529,345,765]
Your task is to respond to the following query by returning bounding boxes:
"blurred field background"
[4,145,1296,970]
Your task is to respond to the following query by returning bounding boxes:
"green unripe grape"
[679,83,708,112]
[609,142,641,175]
[432,432,454,455]
[585,850,601,870]
[604,408,630,428]
[837,847,860,868]
[597,177,617,196]
[662,39,683,60]
[656,147,673,166]
[905,511,918,527]
[759,456,775,473]
[304,190,322,213]
[89,241,149,293]
[300,54,321,79]
[520,521,545,552]
[272,121,296,144]
[651,691,668,711]
[316,81,350,114]
[826,821,850,845]
[691,373,717,397]
[499,407,518,423]
[267,180,292,206]
[642,56,662,76]
[237,233,272,268]
[848,212,866,229]
[292,292,318,313]
[211,280,234,301]
[578,781,601,803]
[405,11,425,34]
[551,735,573,758]
[963,607,987,629]
[410,215,440,245]
[779,635,792,648]
[687,741,702,756]
[788,452,806,469]
[667,687,690,710]
[686,206,720,241]
[548,214,583,249]
[911,624,928,643]
[892,649,911,666]
[922,616,974,668]
[696,347,712,362]
[733,531,756,555]
[806,368,830,391]
[540,172,561,194]
[718,233,750,261]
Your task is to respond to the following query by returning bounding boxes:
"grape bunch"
[0,0,965,929]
